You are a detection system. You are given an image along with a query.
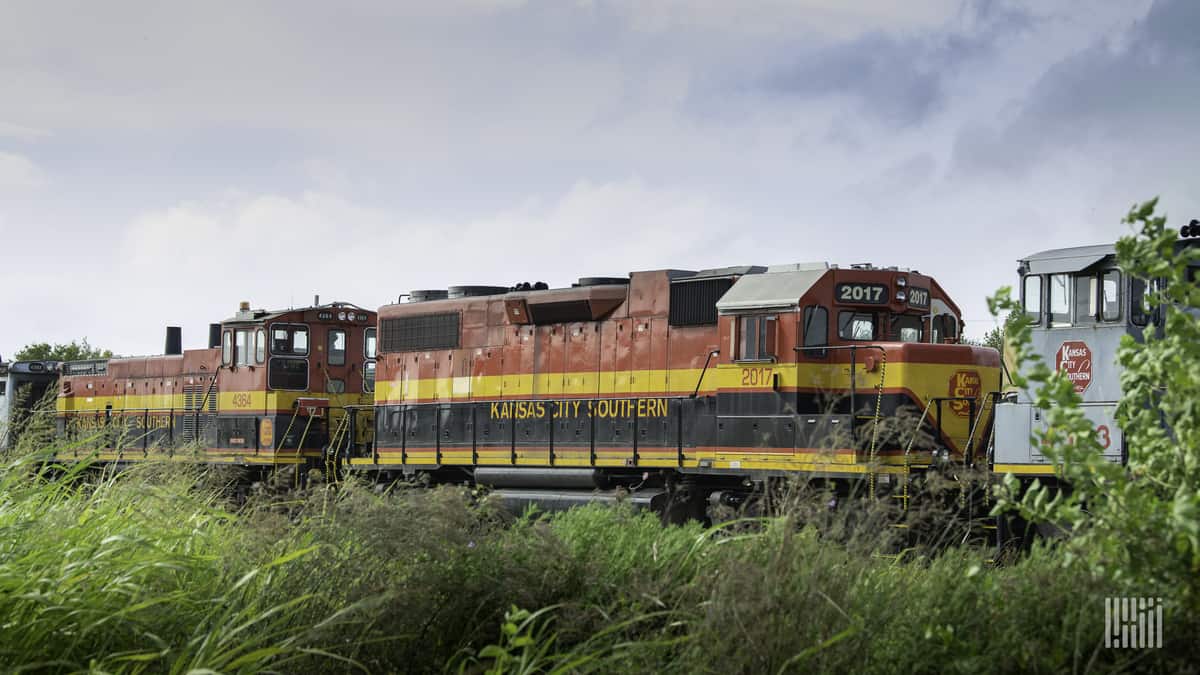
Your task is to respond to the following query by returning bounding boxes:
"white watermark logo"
[1104,597,1163,649]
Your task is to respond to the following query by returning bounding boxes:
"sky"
[1,0,1197,358]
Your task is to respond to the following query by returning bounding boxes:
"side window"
[364,327,377,394]
[1074,274,1097,324]
[1102,270,1121,321]
[1130,277,1149,326]
[255,328,266,364]
[838,311,876,341]
[738,315,777,361]
[1022,275,1042,324]
[235,329,252,367]
[328,329,346,366]
[1048,273,1071,327]
[942,315,958,342]
[222,330,232,366]
[931,315,958,343]
[801,306,828,358]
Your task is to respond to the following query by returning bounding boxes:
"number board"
[835,283,888,305]
[907,287,931,309]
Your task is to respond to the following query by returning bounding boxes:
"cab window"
[932,314,959,343]
[838,311,876,341]
[364,361,376,393]
[365,328,377,360]
[1074,274,1097,324]
[1022,275,1042,324]
[328,329,346,366]
[1102,270,1121,321]
[271,324,309,356]
[1049,274,1071,327]
[893,315,922,342]
[1131,277,1150,326]
[801,306,828,357]
[255,328,266,363]
[221,330,232,366]
[738,315,777,361]
[268,358,308,390]
[235,329,253,367]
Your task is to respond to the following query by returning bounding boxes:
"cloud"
[951,0,1199,179]
[0,0,1191,358]
[0,152,45,191]
[0,121,49,140]
[74,179,742,356]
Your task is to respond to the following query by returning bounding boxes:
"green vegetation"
[0,200,1197,672]
[0,456,1176,674]
[12,338,113,362]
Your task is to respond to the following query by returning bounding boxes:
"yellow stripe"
[992,463,1060,476]
[375,362,1001,400]
[57,390,371,414]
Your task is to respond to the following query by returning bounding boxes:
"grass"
[0,446,1194,673]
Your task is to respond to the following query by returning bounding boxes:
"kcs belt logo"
[948,370,981,417]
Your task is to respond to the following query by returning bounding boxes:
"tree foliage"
[979,309,1021,352]
[12,338,112,362]
[991,197,1200,612]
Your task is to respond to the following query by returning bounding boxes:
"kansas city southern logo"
[1056,340,1093,394]
[948,370,981,417]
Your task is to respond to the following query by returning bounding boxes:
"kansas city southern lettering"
[489,398,669,420]
[67,415,173,431]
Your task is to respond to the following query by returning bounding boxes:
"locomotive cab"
[993,245,1135,475]
[994,235,1200,476]
[215,301,377,459]
[0,360,60,451]
[712,263,999,469]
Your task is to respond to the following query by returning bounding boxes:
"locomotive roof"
[221,301,373,324]
[715,263,828,313]
[1020,243,1116,275]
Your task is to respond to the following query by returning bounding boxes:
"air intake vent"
[577,276,629,287]
[527,300,593,324]
[448,285,509,298]
[380,313,461,352]
[410,290,449,303]
[669,277,733,326]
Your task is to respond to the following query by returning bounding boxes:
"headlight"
[895,291,907,302]
[896,277,907,287]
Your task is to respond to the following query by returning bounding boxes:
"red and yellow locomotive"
[350,263,1000,508]
[55,301,376,469]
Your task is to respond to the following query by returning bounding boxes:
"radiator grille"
[380,313,461,352]
[669,278,733,326]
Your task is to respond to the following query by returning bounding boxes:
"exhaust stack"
[165,327,182,356]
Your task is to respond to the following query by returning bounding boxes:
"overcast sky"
[1,0,1196,358]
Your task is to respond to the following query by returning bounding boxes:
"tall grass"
[0,447,1193,673]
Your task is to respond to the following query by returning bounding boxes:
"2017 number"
[837,283,886,304]
[741,367,773,387]
[907,288,930,308]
